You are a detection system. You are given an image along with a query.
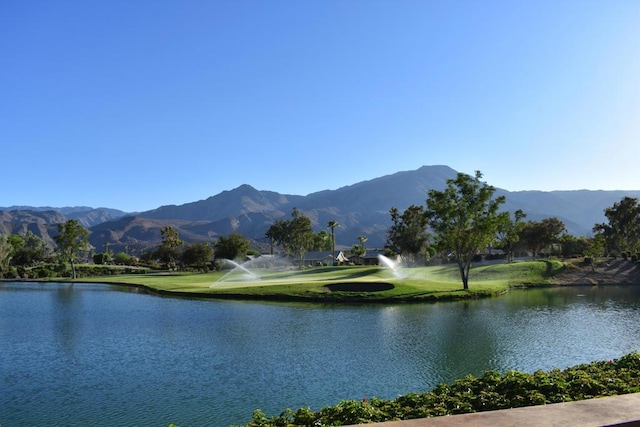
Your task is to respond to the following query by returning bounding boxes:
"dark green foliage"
[265,208,314,267]
[426,171,506,289]
[113,252,134,265]
[594,197,640,256]
[154,226,184,269]
[215,233,250,261]
[386,205,430,265]
[54,219,90,279]
[8,231,52,266]
[519,218,566,258]
[242,352,640,426]
[181,242,214,270]
[93,252,110,265]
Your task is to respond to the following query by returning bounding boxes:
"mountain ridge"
[2,165,640,253]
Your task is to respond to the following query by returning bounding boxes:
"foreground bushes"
[242,352,640,426]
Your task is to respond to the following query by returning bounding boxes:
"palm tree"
[357,235,368,257]
[327,220,339,265]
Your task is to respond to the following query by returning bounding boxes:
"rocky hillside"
[3,165,640,253]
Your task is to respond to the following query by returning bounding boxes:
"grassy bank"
[75,259,565,303]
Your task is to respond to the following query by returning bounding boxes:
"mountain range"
[2,165,639,254]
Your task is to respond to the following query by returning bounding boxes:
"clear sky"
[2,1,639,212]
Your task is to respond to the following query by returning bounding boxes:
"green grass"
[76,259,565,303]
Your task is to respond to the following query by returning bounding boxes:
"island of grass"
[70,258,604,303]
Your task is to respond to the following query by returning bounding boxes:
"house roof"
[304,251,337,260]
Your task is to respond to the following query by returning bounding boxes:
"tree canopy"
[520,217,566,257]
[386,205,430,265]
[54,219,90,279]
[594,196,640,256]
[182,241,214,270]
[266,208,314,267]
[495,209,526,262]
[214,233,250,261]
[426,171,505,290]
[154,226,184,269]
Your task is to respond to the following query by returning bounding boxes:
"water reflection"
[52,284,83,355]
[1,282,640,426]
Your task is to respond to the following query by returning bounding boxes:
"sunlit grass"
[78,259,564,302]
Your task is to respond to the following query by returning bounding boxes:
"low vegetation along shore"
[239,352,640,426]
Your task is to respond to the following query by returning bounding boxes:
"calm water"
[1,282,640,426]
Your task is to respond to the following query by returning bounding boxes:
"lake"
[1,282,639,426]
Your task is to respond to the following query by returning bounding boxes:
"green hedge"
[241,352,640,426]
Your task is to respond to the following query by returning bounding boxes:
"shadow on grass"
[325,282,394,292]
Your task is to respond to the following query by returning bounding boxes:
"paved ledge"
[355,393,640,427]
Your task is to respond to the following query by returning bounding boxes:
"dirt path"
[552,258,640,285]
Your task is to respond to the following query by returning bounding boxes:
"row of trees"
[0,220,91,279]
[384,171,634,290]
[3,173,639,284]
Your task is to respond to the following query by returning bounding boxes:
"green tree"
[495,209,526,262]
[312,230,332,251]
[266,219,290,254]
[266,208,314,268]
[520,218,566,257]
[584,234,605,267]
[54,219,90,279]
[0,234,12,275]
[350,243,365,257]
[426,171,505,290]
[214,233,250,261]
[154,226,183,269]
[182,241,214,270]
[593,197,640,256]
[289,208,314,268]
[10,232,51,266]
[357,235,368,256]
[327,220,339,265]
[386,205,430,265]
[560,233,590,257]
[113,251,135,265]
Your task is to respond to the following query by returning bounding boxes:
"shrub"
[241,352,640,426]
[93,252,111,265]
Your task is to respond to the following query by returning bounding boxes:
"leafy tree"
[350,243,365,257]
[386,205,430,265]
[0,234,12,275]
[495,209,526,262]
[214,233,250,261]
[93,252,110,265]
[266,208,314,267]
[288,208,314,268]
[327,220,339,265]
[357,235,368,255]
[266,219,290,254]
[584,234,605,266]
[154,226,183,269]
[426,171,505,290]
[10,232,52,266]
[593,197,640,256]
[182,241,214,270]
[312,230,332,251]
[54,219,90,279]
[520,218,566,257]
[560,233,590,257]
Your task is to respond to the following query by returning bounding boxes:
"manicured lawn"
[77,259,564,302]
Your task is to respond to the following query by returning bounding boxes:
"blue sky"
[2,1,639,212]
